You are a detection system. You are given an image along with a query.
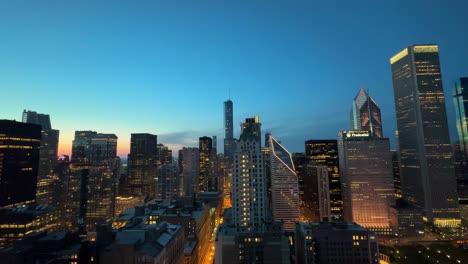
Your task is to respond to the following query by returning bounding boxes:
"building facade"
[390,44,460,227]
[232,116,268,233]
[454,77,468,156]
[268,135,299,232]
[22,110,60,206]
[338,130,395,235]
[305,140,343,220]
[179,147,200,196]
[199,136,213,192]
[295,222,379,264]
[0,120,41,207]
[127,133,158,197]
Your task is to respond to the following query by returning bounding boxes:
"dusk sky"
[1,1,468,157]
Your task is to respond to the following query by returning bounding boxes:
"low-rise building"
[295,221,379,264]
[0,204,59,248]
[100,221,184,264]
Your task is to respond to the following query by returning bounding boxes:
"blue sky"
[1,0,467,156]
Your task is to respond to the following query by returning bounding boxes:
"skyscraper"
[22,110,60,205]
[390,44,460,227]
[127,133,158,197]
[454,77,468,156]
[0,120,41,207]
[71,131,97,163]
[66,164,114,233]
[89,133,118,164]
[350,88,383,138]
[232,116,268,232]
[199,136,213,192]
[157,144,173,165]
[223,100,236,160]
[338,130,395,235]
[268,135,300,232]
[305,140,343,220]
[178,147,199,196]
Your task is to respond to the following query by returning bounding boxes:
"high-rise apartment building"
[305,140,343,220]
[232,116,268,232]
[223,100,236,160]
[199,136,213,192]
[350,88,383,138]
[0,120,41,207]
[22,110,60,205]
[338,130,395,235]
[268,135,299,232]
[390,44,460,227]
[127,133,158,197]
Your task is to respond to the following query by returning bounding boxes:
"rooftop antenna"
[229,87,231,100]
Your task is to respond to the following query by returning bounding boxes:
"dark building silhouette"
[223,100,236,160]
[22,110,60,205]
[0,120,41,207]
[127,133,158,197]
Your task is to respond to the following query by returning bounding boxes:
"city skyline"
[1,1,468,156]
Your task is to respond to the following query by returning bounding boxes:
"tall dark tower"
[350,88,383,138]
[390,44,460,227]
[22,110,60,205]
[224,100,233,139]
[223,100,235,160]
[127,133,158,197]
[199,136,213,192]
[0,120,41,207]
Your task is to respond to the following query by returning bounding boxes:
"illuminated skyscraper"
[390,44,460,227]
[350,88,383,138]
[127,133,158,197]
[66,164,114,233]
[338,130,395,235]
[22,110,59,205]
[305,140,343,220]
[268,135,299,232]
[223,100,236,160]
[199,136,213,192]
[232,116,268,232]
[0,120,41,207]
[454,77,468,156]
